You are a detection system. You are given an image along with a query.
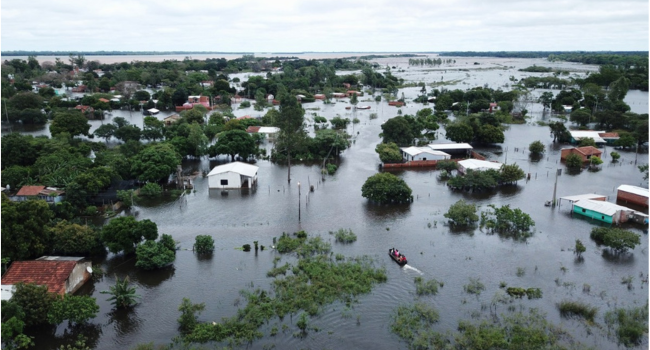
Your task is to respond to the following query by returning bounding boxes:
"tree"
[361,173,412,204]
[444,200,479,227]
[1,133,37,169]
[131,143,182,183]
[610,151,620,162]
[375,142,402,163]
[47,294,99,325]
[615,133,636,148]
[1,195,54,261]
[178,298,205,334]
[570,109,591,126]
[114,125,142,142]
[578,137,596,147]
[436,160,458,172]
[139,182,162,197]
[210,129,257,161]
[565,153,583,168]
[11,283,57,327]
[575,239,586,258]
[445,122,474,143]
[499,163,525,184]
[381,116,415,146]
[638,164,649,180]
[480,204,535,238]
[274,95,306,182]
[475,124,504,144]
[50,111,91,137]
[194,235,215,254]
[101,275,140,309]
[186,122,209,157]
[590,227,640,253]
[529,140,545,154]
[135,239,175,270]
[94,124,117,143]
[549,121,571,142]
[101,216,158,255]
[350,93,358,106]
[8,92,43,110]
[141,116,164,142]
[330,116,350,129]
[50,220,103,256]
[538,91,553,110]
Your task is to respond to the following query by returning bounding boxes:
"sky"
[1,0,648,52]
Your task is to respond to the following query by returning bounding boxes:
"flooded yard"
[14,55,649,349]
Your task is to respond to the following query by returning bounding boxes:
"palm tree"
[101,275,140,309]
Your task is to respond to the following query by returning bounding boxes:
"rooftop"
[1,260,79,295]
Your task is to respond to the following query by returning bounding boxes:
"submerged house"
[457,159,502,175]
[208,162,259,189]
[617,185,649,207]
[400,147,451,161]
[12,186,65,203]
[1,257,91,300]
[572,199,633,224]
[569,130,619,145]
[560,146,602,163]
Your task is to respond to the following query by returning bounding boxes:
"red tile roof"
[16,186,46,196]
[1,261,77,294]
[246,126,261,133]
[598,132,619,138]
[99,98,110,103]
[574,146,602,156]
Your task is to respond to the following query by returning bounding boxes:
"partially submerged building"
[1,257,91,300]
[208,162,259,189]
[457,159,503,174]
[572,199,640,224]
[560,146,602,163]
[617,185,649,207]
[400,147,451,162]
[11,186,65,203]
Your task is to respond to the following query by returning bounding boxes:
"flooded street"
[14,55,649,349]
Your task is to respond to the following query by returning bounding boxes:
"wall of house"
[573,206,614,224]
[65,261,91,294]
[208,172,242,189]
[617,190,649,207]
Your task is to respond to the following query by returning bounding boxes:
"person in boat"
[394,249,399,257]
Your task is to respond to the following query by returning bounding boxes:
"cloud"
[1,0,648,51]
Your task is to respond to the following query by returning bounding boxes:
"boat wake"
[402,264,423,275]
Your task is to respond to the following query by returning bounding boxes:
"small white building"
[400,147,451,161]
[457,159,502,174]
[208,162,259,189]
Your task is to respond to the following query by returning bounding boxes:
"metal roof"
[427,143,473,150]
[559,194,608,203]
[617,185,649,198]
[401,147,451,157]
[458,159,502,170]
[207,162,259,178]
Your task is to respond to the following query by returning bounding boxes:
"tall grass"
[557,300,597,322]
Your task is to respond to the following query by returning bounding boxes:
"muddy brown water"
[11,55,649,349]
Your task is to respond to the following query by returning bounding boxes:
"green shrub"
[331,228,357,243]
[565,153,583,168]
[139,182,162,197]
[464,278,485,295]
[604,305,649,347]
[414,277,442,296]
[557,300,597,322]
[84,206,98,216]
[194,235,215,254]
[326,163,337,175]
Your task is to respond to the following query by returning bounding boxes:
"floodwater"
[12,56,649,349]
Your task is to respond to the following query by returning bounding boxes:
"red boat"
[389,248,407,266]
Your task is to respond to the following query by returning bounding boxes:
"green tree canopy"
[210,129,258,161]
[445,122,474,143]
[50,220,103,256]
[375,142,403,163]
[1,195,54,261]
[381,116,415,146]
[49,111,91,137]
[361,172,412,204]
[529,140,545,154]
[590,227,641,253]
[101,216,158,255]
[135,239,175,270]
[131,143,182,182]
[444,200,479,227]
[565,153,583,168]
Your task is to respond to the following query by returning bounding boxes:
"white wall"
[209,172,242,189]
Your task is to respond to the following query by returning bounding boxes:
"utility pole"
[552,168,561,207]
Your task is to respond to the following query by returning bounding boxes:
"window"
[220,179,228,186]
[582,208,586,213]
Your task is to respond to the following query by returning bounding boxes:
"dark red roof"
[574,146,602,156]
[246,126,261,133]
[1,261,78,294]
[16,186,46,196]
[598,132,619,138]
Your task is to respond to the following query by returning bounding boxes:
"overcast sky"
[2,0,648,52]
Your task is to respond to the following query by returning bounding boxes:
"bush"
[178,298,205,334]
[414,277,442,296]
[239,101,251,108]
[135,239,175,270]
[436,160,458,172]
[330,228,357,243]
[326,163,337,175]
[194,235,215,254]
[604,305,648,347]
[557,300,597,322]
[375,142,402,163]
[463,277,485,295]
[565,153,583,168]
[361,172,412,204]
[590,227,640,253]
[444,200,479,227]
[139,182,162,197]
[480,204,535,239]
